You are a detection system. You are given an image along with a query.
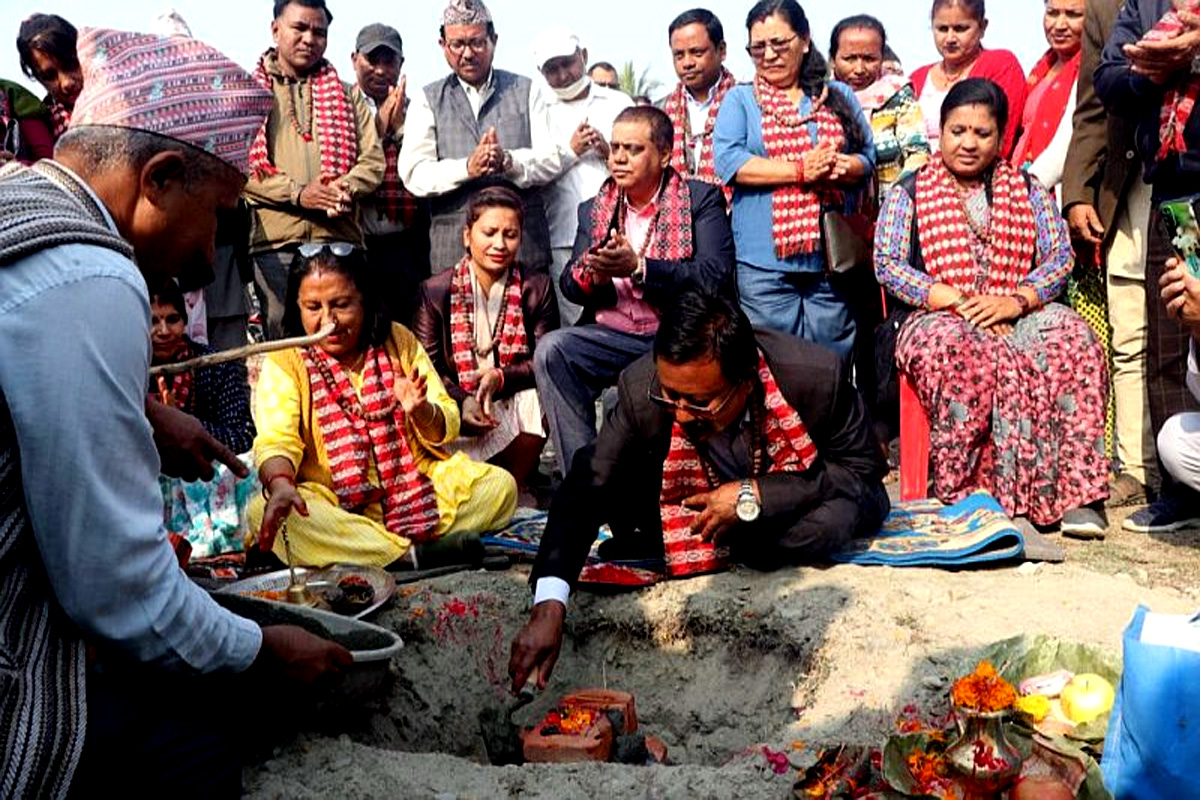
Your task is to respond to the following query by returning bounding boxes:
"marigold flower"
[951,660,1017,712]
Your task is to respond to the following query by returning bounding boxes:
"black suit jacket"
[531,328,889,587]
[559,176,735,313]
[412,266,559,407]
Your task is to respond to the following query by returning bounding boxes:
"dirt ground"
[242,505,1200,800]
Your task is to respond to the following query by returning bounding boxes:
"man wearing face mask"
[398,0,564,276]
[534,25,632,325]
[510,288,889,692]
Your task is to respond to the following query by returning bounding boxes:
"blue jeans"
[737,263,856,362]
[534,324,655,476]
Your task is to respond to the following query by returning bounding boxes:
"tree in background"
[619,61,662,102]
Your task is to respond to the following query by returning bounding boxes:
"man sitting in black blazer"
[533,105,735,480]
[510,289,889,691]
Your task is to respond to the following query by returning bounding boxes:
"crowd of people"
[5,0,1200,794]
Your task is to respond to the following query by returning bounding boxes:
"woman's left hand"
[956,295,1023,329]
[394,366,430,415]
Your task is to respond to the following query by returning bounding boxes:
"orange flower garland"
[951,661,1017,713]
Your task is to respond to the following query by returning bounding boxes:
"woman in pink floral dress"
[874,78,1109,536]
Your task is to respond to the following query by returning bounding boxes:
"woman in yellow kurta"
[249,243,517,568]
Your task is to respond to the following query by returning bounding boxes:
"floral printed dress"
[874,162,1109,524]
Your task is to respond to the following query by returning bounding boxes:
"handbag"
[821,209,873,274]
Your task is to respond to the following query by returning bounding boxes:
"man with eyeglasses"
[533,25,632,325]
[244,0,385,340]
[398,0,564,277]
[510,289,889,692]
[351,22,430,325]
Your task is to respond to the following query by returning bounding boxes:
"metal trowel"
[479,685,536,766]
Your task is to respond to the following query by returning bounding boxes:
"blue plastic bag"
[1102,605,1200,799]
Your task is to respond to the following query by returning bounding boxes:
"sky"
[3,0,1052,101]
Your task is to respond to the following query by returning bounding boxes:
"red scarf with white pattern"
[662,69,737,206]
[447,256,529,394]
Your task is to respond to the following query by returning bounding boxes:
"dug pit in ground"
[245,562,1195,799]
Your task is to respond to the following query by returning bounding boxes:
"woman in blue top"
[714,0,875,361]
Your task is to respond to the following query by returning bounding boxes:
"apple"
[1059,673,1115,723]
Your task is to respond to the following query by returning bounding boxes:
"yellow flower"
[1014,694,1051,723]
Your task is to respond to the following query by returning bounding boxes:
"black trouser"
[366,227,431,327]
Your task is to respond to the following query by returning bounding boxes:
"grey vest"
[0,161,133,799]
[423,70,551,274]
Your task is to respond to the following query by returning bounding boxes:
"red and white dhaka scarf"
[658,352,819,577]
[914,158,1036,296]
[588,168,694,259]
[1146,3,1200,162]
[301,344,441,543]
[448,256,529,394]
[753,75,846,259]
[663,69,737,206]
[248,51,358,180]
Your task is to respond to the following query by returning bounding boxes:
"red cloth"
[300,344,441,543]
[914,158,1036,296]
[376,139,419,226]
[752,75,845,259]
[1011,49,1081,169]
[662,69,737,207]
[448,256,529,394]
[658,352,819,578]
[1146,2,1200,161]
[248,52,358,180]
[911,49,1029,159]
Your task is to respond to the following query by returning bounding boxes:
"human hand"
[468,127,501,177]
[0,150,13,166]
[1067,203,1105,247]
[508,600,565,692]
[683,480,742,544]
[393,365,430,415]
[591,231,639,277]
[1125,11,1200,84]
[145,398,249,482]
[298,180,346,214]
[828,153,863,183]
[156,375,178,408]
[460,394,497,434]
[1160,256,1200,327]
[989,322,1015,336]
[379,76,407,137]
[957,294,1023,329]
[800,142,836,184]
[476,368,504,418]
[256,625,353,688]
[258,478,309,552]
[570,120,594,156]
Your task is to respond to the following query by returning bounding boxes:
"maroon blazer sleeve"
[497,270,560,400]
[412,274,469,407]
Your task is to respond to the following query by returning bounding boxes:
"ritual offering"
[944,662,1022,796]
[1058,673,1114,724]
[522,702,614,763]
[219,564,394,619]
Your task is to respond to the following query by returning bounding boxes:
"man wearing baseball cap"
[0,27,349,798]
[352,21,430,323]
[533,24,631,325]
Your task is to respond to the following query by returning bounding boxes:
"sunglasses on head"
[297,241,358,258]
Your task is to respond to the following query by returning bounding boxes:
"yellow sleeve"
[253,355,306,470]
[392,324,460,446]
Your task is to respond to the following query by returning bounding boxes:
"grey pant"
[251,249,294,341]
[533,324,655,476]
[1159,410,1200,494]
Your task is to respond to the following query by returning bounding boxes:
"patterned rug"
[830,490,1025,567]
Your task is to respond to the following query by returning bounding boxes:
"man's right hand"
[256,625,353,687]
[508,600,565,693]
[1067,203,1105,247]
[145,399,249,482]
[298,181,347,213]
[468,127,503,178]
[1126,11,1200,84]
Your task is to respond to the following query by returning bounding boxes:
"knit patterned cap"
[70,27,273,176]
[443,0,492,27]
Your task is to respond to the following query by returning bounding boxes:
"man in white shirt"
[658,8,737,202]
[533,25,632,324]
[398,0,565,275]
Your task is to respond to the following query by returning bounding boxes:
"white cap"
[532,25,581,70]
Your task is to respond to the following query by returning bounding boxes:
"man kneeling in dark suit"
[509,288,890,690]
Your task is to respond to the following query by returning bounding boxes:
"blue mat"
[830,491,1025,567]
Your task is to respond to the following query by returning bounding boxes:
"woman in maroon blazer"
[414,186,560,501]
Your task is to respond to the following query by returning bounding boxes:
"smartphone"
[1160,196,1200,280]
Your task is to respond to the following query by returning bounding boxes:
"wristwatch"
[736,479,761,523]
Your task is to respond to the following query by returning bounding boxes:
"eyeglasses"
[297,241,357,258]
[445,37,491,55]
[746,34,799,60]
[647,381,744,419]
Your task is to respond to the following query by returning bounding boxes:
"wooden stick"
[149,323,336,377]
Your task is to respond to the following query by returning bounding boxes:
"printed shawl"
[753,75,846,258]
[448,256,529,394]
[658,352,819,577]
[301,344,440,542]
[914,159,1036,296]
[375,139,419,226]
[587,167,694,261]
[1147,3,1200,161]
[1011,49,1081,169]
[248,52,358,180]
[663,69,737,205]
